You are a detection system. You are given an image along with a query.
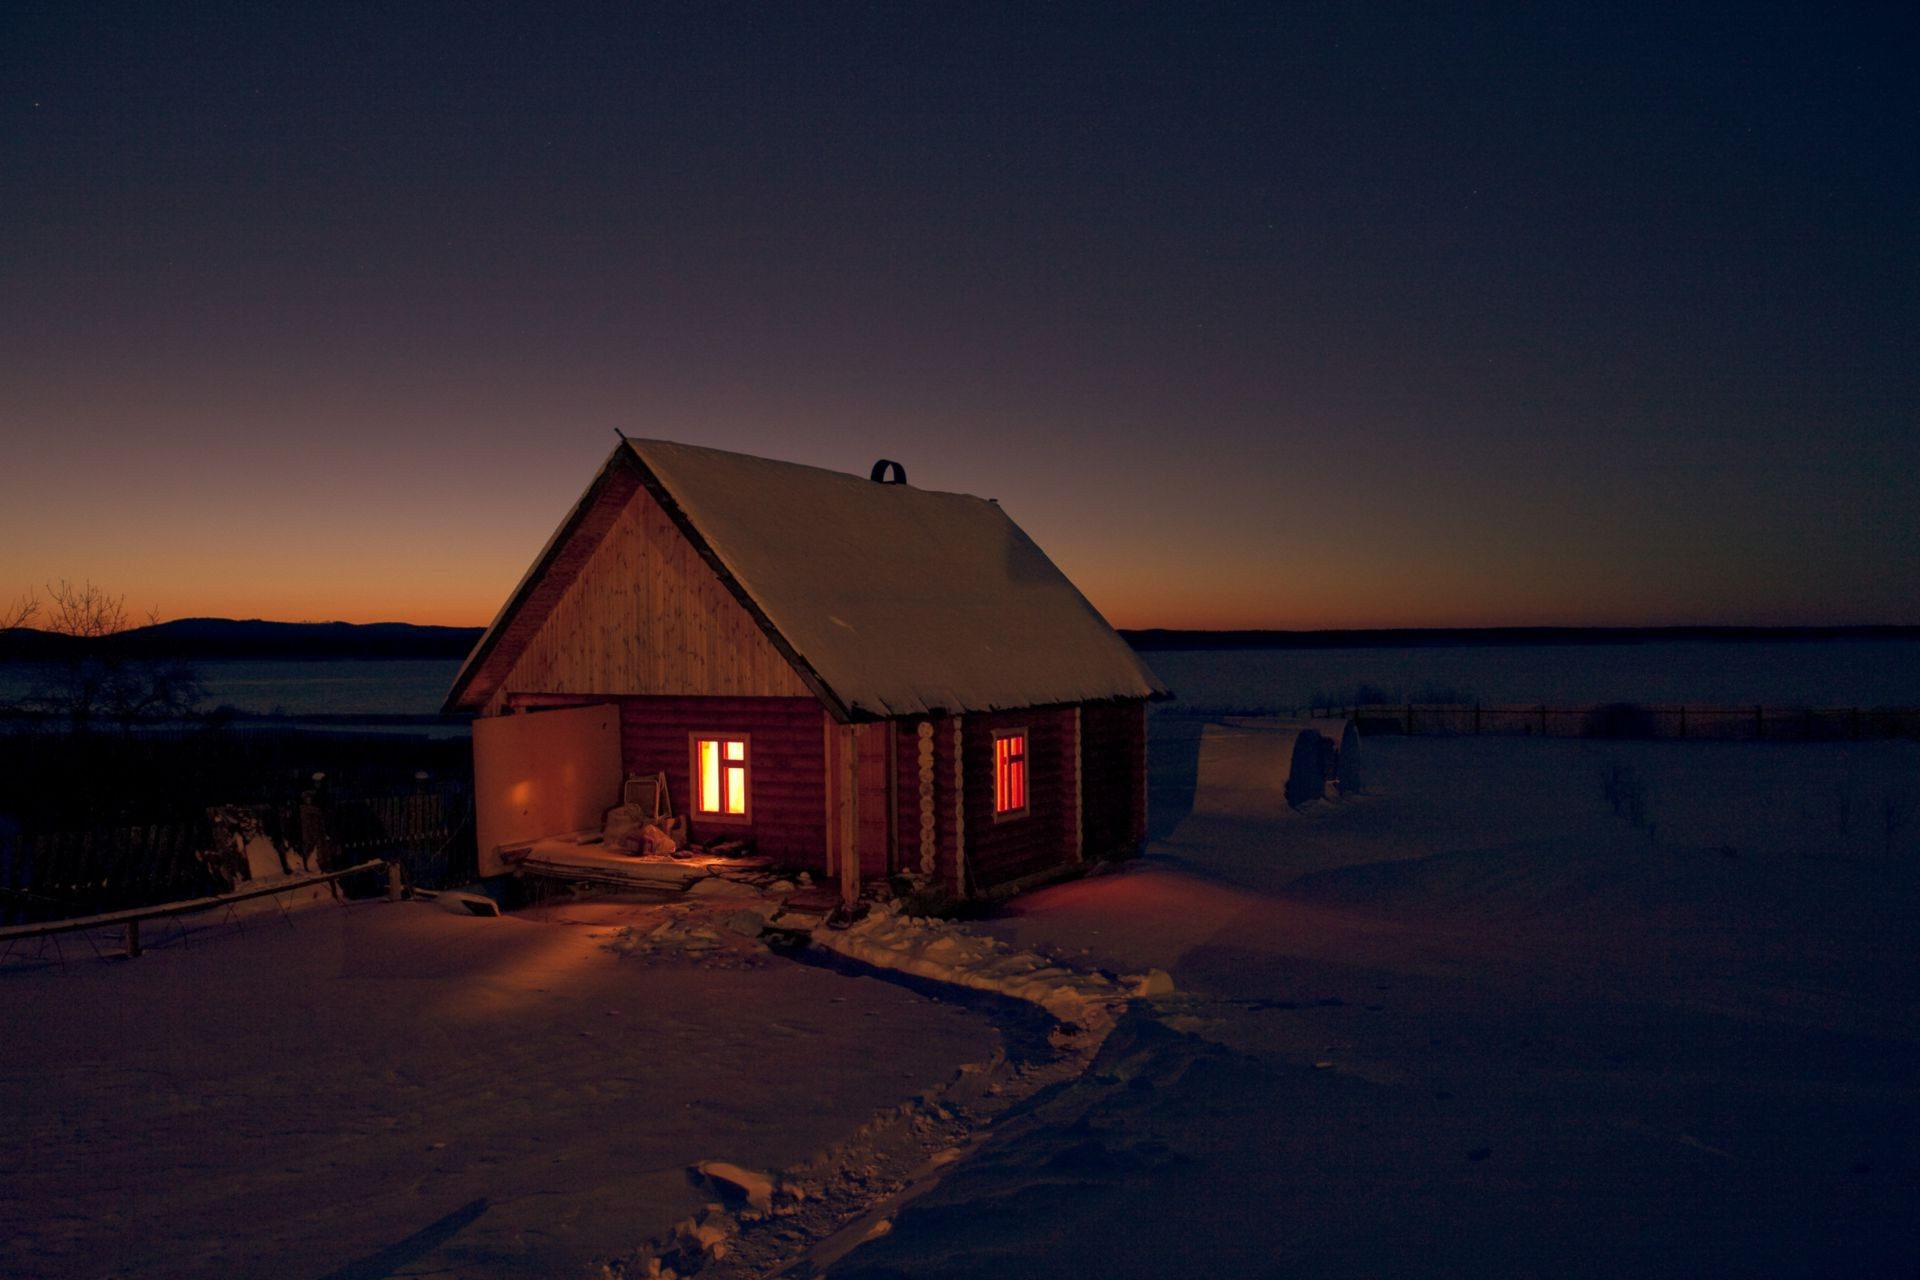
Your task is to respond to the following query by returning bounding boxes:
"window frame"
[688,731,752,825]
[992,727,1030,821]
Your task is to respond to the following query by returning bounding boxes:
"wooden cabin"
[444,438,1168,902]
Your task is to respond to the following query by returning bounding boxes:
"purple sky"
[4,4,1915,628]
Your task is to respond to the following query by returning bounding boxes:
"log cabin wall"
[483,483,811,715]
[895,721,929,877]
[960,706,1077,891]
[933,715,963,895]
[855,722,892,878]
[615,695,829,869]
[1080,699,1148,855]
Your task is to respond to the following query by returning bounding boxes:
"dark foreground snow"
[0,900,1001,1279]
[834,726,1920,1278]
[5,725,1916,1278]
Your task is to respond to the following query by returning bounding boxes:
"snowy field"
[839,721,1920,1278]
[1143,638,1920,711]
[4,718,1918,1277]
[0,900,1003,1279]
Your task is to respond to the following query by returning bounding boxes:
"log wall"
[615,696,829,869]
[960,706,1078,890]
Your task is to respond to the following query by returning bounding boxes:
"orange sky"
[5,7,1915,632]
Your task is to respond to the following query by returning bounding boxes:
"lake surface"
[1141,639,1920,712]
[2,641,1915,724]
[0,658,465,719]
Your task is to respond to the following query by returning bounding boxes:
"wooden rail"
[0,859,389,956]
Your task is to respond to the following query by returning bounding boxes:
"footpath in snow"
[594,884,1177,1279]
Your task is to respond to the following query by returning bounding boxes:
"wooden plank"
[1072,706,1084,862]
[0,860,386,944]
[837,723,860,905]
[885,720,899,875]
[916,721,937,877]
[823,712,837,877]
[950,716,966,896]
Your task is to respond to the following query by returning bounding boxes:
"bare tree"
[14,580,203,732]
[0,589,36,634]
[42,579,130,639]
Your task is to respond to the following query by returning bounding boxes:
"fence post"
[125,919,141,958]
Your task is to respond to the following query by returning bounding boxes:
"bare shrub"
[8,580,203,732]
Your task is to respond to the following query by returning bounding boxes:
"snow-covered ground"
[0,899,1003,1279]
[833,720,1920,1277]
[5,718,1917,1278]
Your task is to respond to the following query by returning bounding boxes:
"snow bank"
[809,903,1156,1031]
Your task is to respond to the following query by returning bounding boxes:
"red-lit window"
[993,729,1028,818]
[691,734,750,822]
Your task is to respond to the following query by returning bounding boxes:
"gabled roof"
[446,439,1168,718]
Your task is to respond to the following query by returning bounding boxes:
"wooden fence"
[1312,703,1920,742]
[0,784,472,925]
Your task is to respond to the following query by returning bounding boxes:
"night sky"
[4,3,1915,629]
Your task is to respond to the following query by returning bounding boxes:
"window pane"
[725,766,747,814]
[699,740,720,812]
[995,732,1027,815]
[725,740,745,761]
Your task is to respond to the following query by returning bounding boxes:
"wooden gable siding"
[616,696,828,868]
[1081,699,1147,856]
[485,482,811,714]
[960,706,1077,891]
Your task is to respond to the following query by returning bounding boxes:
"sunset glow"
[3,7,1913,631]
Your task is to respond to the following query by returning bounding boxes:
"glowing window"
[691,734,750,821]
[993,729,1028,818]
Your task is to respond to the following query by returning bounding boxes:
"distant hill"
[0,618,485,661]
[5,619,1913,665]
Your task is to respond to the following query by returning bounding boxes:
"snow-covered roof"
[447,439,1167,718]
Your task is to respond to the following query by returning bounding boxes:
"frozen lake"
[1141,638,1920,712]
[0,657,465,719]
[0,640,1915,723]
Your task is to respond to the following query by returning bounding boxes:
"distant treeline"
[0,618,485,661]
[1121,625,1920,651]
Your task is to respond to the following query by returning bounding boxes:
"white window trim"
[689,732,752,825]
